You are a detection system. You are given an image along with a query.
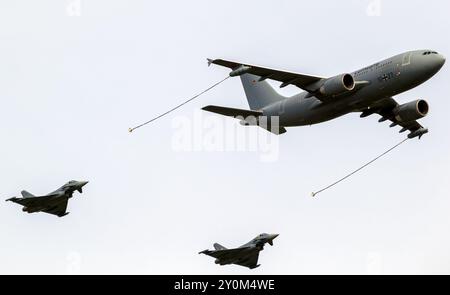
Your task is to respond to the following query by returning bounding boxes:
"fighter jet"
[204,50,445,138]
[199,233,279,269]
[6,180,89,217]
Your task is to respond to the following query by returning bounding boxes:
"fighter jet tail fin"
[213,243,227,250]
[21,190,35,198]
[240,74,287,110]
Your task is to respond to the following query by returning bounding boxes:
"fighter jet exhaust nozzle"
[319,73,355,96]
[394,99,429,122]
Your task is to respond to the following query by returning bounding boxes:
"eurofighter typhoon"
[200,233,279,269]
[6,180,88,217]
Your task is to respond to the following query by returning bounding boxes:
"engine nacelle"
[394,99,429,122]
[319,73,355,96]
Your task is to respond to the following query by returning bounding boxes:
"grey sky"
[0,0,449,274]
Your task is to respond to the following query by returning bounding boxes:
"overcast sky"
[0,0,449,274]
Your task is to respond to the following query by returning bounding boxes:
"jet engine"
[319,73,355,96]
[394,99,429,122]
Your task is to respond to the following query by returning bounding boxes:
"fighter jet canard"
[204,50,446,138]
[6,180,89,217]
[199,233,279,269]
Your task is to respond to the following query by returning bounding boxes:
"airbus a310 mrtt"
[204,50,445,138]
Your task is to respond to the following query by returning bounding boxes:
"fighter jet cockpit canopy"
[256,233,268,239]
[64,180,77,186]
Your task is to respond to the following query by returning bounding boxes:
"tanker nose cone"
[416,51,446,78]
[431,53,446,72]
[437,54,446,67]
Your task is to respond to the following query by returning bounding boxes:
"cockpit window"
[423,51,438,55]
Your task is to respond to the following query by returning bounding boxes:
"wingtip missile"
[207,58,214,67]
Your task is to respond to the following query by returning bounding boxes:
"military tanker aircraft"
[204,50,445,138]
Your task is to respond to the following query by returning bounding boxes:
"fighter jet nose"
[267,234,279,246]
[76,181,89,193]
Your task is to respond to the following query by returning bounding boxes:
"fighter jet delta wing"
[41,198,69,217]
[199,247,253,260]
[361,97,429,139]
[199,247,261,269]
[234,249,260,269]
[6,193,60,207]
